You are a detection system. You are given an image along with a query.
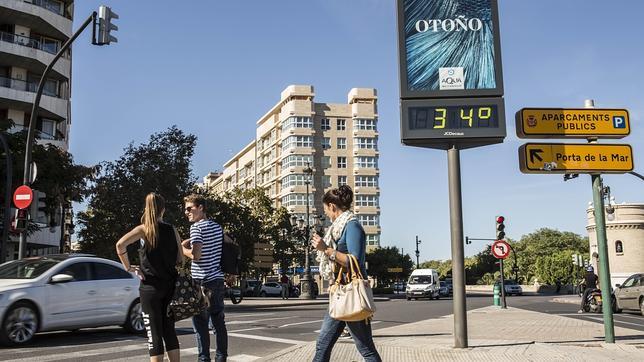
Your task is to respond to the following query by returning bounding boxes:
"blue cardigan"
[335,219,368,278]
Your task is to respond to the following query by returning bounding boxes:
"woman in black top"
[116,193,183,362]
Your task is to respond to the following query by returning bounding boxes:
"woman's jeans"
[313,313,381,362]
[192,279,228,362]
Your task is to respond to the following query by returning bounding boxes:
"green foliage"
[0,118,95,234]
[366,246,414,283]
[77,126,197,259]
[418,228,589,285]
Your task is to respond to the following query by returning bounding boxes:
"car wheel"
[124,299,145,334]
[640,297,644,317]
[260,291,267,297]
[406,297,411,301]
[612,297,622,313]
[0,301,39,346]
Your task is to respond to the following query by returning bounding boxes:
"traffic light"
[13,208,28,231]
[572,253,578,266]
[97,5,118,45]
[465,236,471,245]
[495,215,506,240]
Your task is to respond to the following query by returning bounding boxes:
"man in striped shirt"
[182,194,228,362]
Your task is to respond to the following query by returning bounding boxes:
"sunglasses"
[184,206,195,213]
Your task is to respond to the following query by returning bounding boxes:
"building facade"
[206,85,381,251]
[586,202,644,286]
[1,0,75,259]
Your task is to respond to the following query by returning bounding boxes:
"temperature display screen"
[409,105,500,130]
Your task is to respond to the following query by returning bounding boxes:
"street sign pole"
[448,145,467,348]
[585,100,615,343]
[499,258,507,309]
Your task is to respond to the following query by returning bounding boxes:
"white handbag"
[328,254,376,322]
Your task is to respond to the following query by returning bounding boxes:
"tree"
[77,126,196,258]
[0,118,95,238]
[366,246,414,283]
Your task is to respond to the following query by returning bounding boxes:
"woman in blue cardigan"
[311,185,381,362]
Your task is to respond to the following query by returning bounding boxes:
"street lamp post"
[290,162,317,299]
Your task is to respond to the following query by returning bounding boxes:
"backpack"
[221,233,241,275]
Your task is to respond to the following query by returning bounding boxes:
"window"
[59,262,92,282]
[322,137,330,149]
[354,156,378,169]
[280,193,312,207]
[93,263,133,280]
[321,118,330,130]
[622,276,638,288]
[337,157,347,168]
[354,137,377,149]
[39,119,56,140]
[355,176,378,188]
[281,154,313,170]
[238,168,247,179]
[281,116,313,132]
[615,240,624,254]
[337,119,346,130]
[354,119,377,131]
[337,137,346,149]
[338,176,347,186]
[366,234,380,246]
[321,156,331,169]
[355,195,378,207]
[323,175,332,188]
[358,214,379,226]
[280,174,309,188]
[281,136,312,151]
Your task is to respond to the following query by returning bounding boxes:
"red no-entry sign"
[492,240,511,259]
[13,185,34,210]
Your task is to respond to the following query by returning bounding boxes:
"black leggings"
[140,283,179,356]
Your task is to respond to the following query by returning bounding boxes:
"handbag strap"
[347,255,364,280]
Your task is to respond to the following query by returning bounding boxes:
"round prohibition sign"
[492,240,511,259]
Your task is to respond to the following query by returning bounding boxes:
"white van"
[406,269,440,300]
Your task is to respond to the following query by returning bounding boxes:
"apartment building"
[206,85,381,251]
[1,0,75,259]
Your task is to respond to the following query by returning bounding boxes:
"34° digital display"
[409,105,499,130]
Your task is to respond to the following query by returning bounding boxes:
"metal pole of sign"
[585,99,615,343]
[499,257,507,309]
[447,145,467,348]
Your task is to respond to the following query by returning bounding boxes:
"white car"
[0,254,144,346]
[259,282,282,297]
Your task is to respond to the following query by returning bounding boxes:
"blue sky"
[70,1,643,261]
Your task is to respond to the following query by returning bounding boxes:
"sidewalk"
[258,306,644,361]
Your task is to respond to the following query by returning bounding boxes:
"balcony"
[0,0,73,39]
[0,76,60,97]
[26,0,69,19]
[1,31,59,54]
[0,32,70,78]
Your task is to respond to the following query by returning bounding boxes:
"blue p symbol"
[613,116,625,128]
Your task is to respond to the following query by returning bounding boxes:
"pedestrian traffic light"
[97,5,118,45]
[495,216,506,240]
[13,208,28,231]
[572,253,578,266]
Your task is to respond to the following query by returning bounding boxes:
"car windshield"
[0,258,61,279]
[505,280,517,285]
[408,275,432,284]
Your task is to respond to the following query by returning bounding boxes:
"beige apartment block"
[586,203,644,286]
[1,0,75,260]
[206,85,381,251]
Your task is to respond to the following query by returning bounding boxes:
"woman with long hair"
[310,185,381,362]
[116,192,183,362]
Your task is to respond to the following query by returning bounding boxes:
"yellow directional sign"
[516,108,630,139]
[387,267,403,273]
[519,143,634,174]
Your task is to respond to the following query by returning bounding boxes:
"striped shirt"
[190,219,224,282]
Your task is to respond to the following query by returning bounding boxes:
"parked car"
[444,278,453,295]
[494,279,523,296]
[0,254,144,346]
[242,279,261,296]
[439,281,450,297]
[613,273,644,315]
[393,282,406,293]
[259,282,282,297]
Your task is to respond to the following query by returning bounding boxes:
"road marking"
[229,354,262,361]
[227,316,293,325]
[314,320,381,333]
[227,332,306,345]
[614,314,644,321]
[24,343,144,361]
[227,312,276,318]
[279,319,324,328]
[586,316,644,328]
